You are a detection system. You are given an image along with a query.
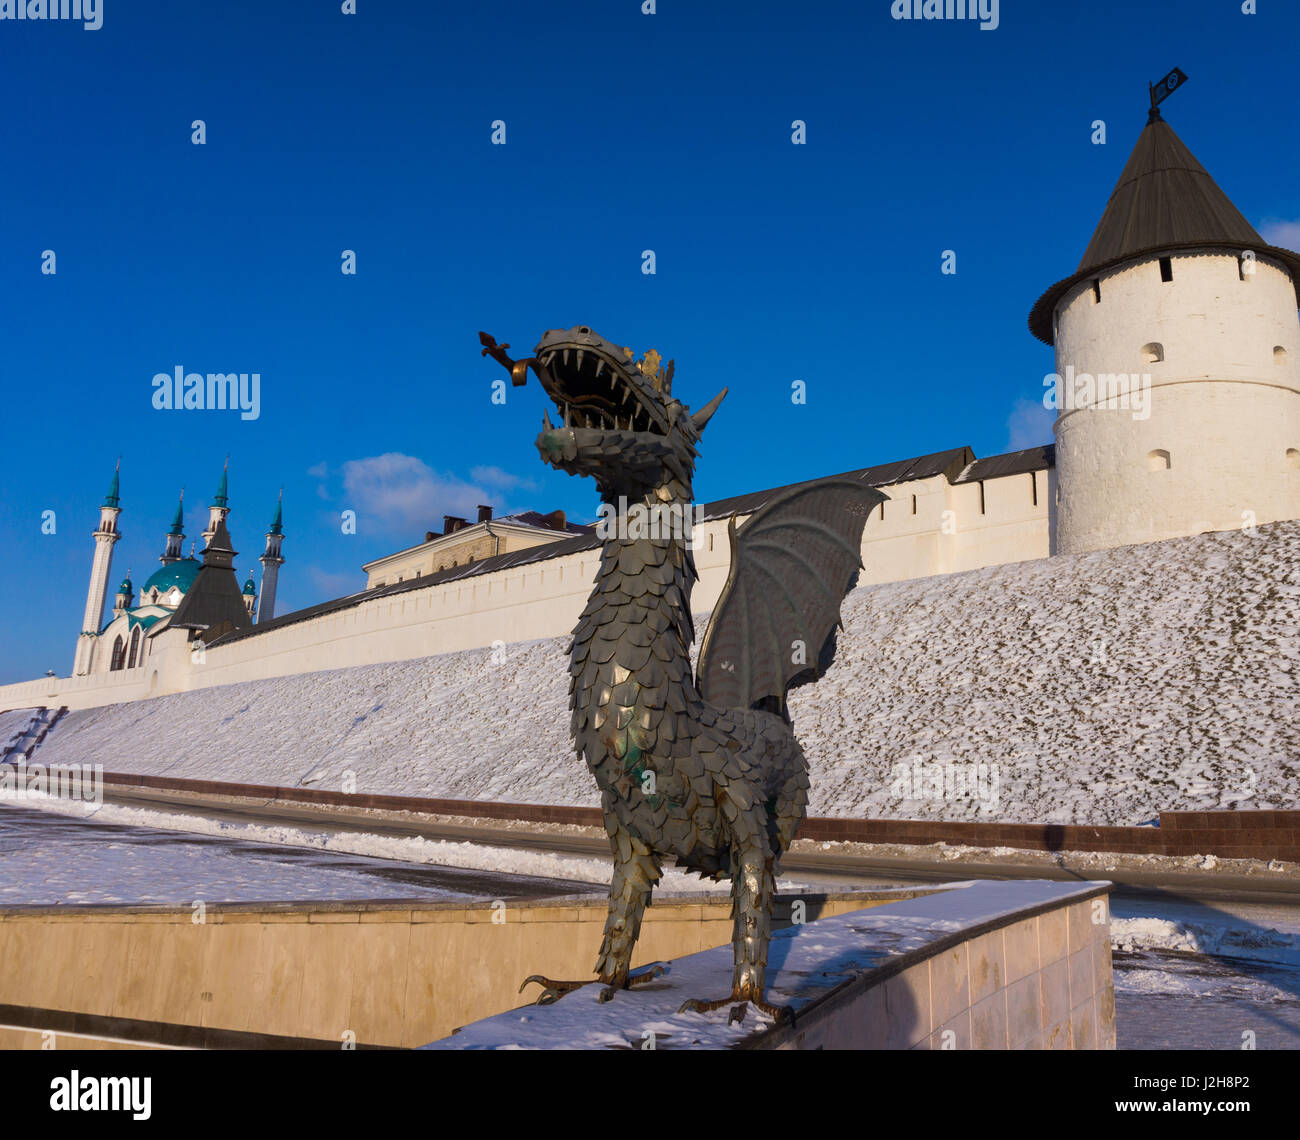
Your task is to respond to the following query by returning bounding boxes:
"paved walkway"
[0,801,593,907]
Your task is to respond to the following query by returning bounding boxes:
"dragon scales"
[480,325,884,1022]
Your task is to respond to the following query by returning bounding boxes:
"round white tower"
[1030,107,1300,555]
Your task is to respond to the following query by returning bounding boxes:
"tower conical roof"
[1029,112,1300,344]
[212,458,229,508]
[169,516,250,638]
[103,459,121,508]
[268,490,283,536]
[200,517,238,569]
[168,491,185,536]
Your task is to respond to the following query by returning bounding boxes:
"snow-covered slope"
[26,521,1300,825]
[0,707,40,754]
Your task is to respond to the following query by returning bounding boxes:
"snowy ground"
[1,794,815,902]
[0,707,38,753]
[0,800,596,907]
[19,521,1300,825]
[7,794,1300,1047]
[1110,896,1300,1048]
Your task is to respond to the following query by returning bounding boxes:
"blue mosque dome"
[142,558,201,597]
[242,575,257,596]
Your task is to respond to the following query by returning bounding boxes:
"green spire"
[212,456,229,508]
[118,570,133,593]
[268,488,284,535]
[103,458,121,508]
[242,574,257,596]
[169,490,185,536]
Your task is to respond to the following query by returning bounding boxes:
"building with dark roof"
[1030,107,1299,555]
[361,503,593,589]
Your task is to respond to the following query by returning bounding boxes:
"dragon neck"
[572,484,700,724]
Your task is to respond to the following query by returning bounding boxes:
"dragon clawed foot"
[522,963,668,1006]
[518,975,588,1005]
[677,991,794,1026]
[599,963,667,1002]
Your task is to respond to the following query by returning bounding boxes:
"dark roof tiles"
[1029,115,1300,344]
[954,445,1054,484]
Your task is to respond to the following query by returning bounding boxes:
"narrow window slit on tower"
[1159,257,1173,282]
[911,494,917,515]
[1091,279,1101,303]
[978,481,986,515]
[1030,471,1038,506]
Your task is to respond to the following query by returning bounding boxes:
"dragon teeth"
[595,360,606,378]
[576,349,585,370]
[563,349,570,367]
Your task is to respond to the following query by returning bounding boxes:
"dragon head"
[526,325,726,502]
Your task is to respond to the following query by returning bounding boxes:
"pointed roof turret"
[200,517,238,569]
[1029,113,1300,343]
[169,491,186,536]
[212,456,229,508]
[169,516,250,638]
[103,458,121,508]
[268,489,284,535]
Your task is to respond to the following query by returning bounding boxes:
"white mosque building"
[2,106,1296,713]
[69,462,286,680]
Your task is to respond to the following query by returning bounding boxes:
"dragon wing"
[695,478,887,712]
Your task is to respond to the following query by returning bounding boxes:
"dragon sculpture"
[480,325,884,1022]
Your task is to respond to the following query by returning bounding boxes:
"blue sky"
[1,0,1297,683]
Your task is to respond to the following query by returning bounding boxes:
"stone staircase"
[0,706,69,765]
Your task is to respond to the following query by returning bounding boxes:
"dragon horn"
[690,387,728,432]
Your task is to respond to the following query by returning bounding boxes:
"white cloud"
[1006,397,1054,452]
[1259,218,1300,250]
[469,464,537,492]
[305,461,327,479]
[339,453,496,536]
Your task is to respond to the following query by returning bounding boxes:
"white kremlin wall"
[0,465,1050,713]
[20,519,1300,826]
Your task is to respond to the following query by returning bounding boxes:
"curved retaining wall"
[432,879,1116,1050]
[0,891,912,1050]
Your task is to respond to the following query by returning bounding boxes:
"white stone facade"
[0,462,1052,711]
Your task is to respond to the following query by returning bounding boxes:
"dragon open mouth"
[536,342,667,435]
